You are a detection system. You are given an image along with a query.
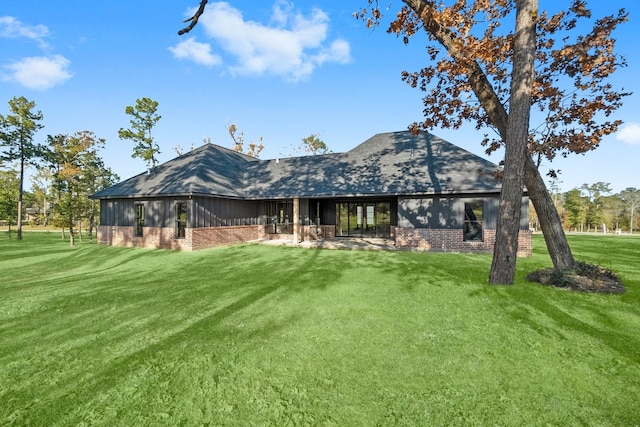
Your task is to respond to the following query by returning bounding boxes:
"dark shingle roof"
[245,131,501,198]
[91,131,502,200]
[91,143,258,199]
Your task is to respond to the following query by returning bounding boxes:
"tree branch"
[402,0,509,140]
[178,0,208,36]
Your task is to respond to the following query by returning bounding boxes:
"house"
[90,130,532,255]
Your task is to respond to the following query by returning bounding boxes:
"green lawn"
[1,233,638,426]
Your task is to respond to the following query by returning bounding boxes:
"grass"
[0,232,639,426]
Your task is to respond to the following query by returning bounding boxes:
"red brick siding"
[191,226,261,250]
[516,229,533,256]
[97,225,192,250]
[97,225,261,250]
[395,227,532,256]
[98,224,532,256]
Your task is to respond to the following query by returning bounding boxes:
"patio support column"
[293,198,300,244]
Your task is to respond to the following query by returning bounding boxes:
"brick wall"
[97,225,192,250]
[191,226,261,250]
[98,224,532,256]
[516,229,533,257]
[98,225,264,250]
[395,227,532,256]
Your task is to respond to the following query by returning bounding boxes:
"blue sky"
[1,1,638,194]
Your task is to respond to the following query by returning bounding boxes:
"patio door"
[335,202,390,238]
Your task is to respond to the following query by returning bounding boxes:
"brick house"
[90,130,532,255]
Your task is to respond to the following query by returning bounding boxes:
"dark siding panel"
[112,200,133,226]
[320,200,336,225]
[191,197,260,227]
[195,199,204,228]
[398,197,460,229]
[165,199,176,228]
[99,200,113,225]
[146,200,163,227]
[112,201,120,225]
[124,200,135,226]
[224,199,259,225]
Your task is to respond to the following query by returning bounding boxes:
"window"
[135,203,144,237]
[265,200,292,234]
[175,201,187,238]
[463,201,483,241]
[335,201,391,238]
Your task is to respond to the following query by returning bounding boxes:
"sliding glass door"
[336,201,391,238]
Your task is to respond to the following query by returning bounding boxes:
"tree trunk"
[489,0,536,284]
[17,153,24,240]
[524,156,575,268]
[42,195,48,227]
[89,203,95,243]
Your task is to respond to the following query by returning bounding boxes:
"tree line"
[0,96,118,245]
[531,181,640,234]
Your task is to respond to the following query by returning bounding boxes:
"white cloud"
[169,37,221,67]
[616,123,640,145]
[176,2,351,81]
[271,0,293,27]
[0,16,50,49]
[1,16,73,90]
[3,55,73,90]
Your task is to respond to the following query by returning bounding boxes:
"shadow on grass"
[465,233,640,365]
[5,233,640,424]
[505,292,639,364]
[3,243,348,423]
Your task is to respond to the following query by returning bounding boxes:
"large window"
[335,201,391,238]
[134,203,144,237]
[175,201,187,238]
[463,201,483,241]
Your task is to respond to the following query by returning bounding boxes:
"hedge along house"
[90,130,532,255]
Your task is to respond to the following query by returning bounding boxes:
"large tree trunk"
[525,156,575,268]
[406,0,576,271]
[489,0,536,284]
